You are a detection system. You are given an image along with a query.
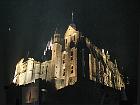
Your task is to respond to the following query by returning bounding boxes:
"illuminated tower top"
[53,27,61,43]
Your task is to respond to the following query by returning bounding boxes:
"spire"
[55,27,58,34]
[70,11,76,29]
[72,11,74,23]
[27,50,30,58]
[114,59,118,68]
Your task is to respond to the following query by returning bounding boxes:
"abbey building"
[12,22,125,91]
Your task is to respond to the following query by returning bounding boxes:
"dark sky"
[1,0,139,104]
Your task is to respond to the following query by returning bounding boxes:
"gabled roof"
[65,24,77,38]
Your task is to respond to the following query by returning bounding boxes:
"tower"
[63,12,80,85]
[64,12,79,49]
[51,28,62,88]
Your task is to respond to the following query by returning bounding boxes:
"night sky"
[1,0,139,105]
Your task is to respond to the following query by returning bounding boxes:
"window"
[46,69,47,75]
[71,70,73,74]
[71,66,73,69]
[71,56,73,60]
[63,60,65,64]
[71,51,73,60]
[63,72,65,76]
[63,69,65,76]
[65,39,67,44]
[71,51,73,56]
[74,36,75,41]
[63,54,65,59]
[71,66,73,74]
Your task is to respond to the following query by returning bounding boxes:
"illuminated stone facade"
[12,23,125,90]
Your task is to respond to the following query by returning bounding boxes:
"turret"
[51,28,62,80]
[53,27,61,43]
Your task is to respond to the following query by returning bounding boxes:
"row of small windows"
[62,65,74,76]
[63,51,73,62]
[42,65,48,69]
[65,35,76,45]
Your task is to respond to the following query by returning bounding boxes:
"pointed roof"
[70,11,76,29]
[64,11,78,38]
[65,25,77,38]
[54,27,58,34]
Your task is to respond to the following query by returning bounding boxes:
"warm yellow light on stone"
[12,24,125,91]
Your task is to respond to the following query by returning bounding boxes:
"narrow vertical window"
[71,51,73,60]
[63,69,65,76]
[65,39,67,44]
[71,66,73,74]
[74,35,75,41]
